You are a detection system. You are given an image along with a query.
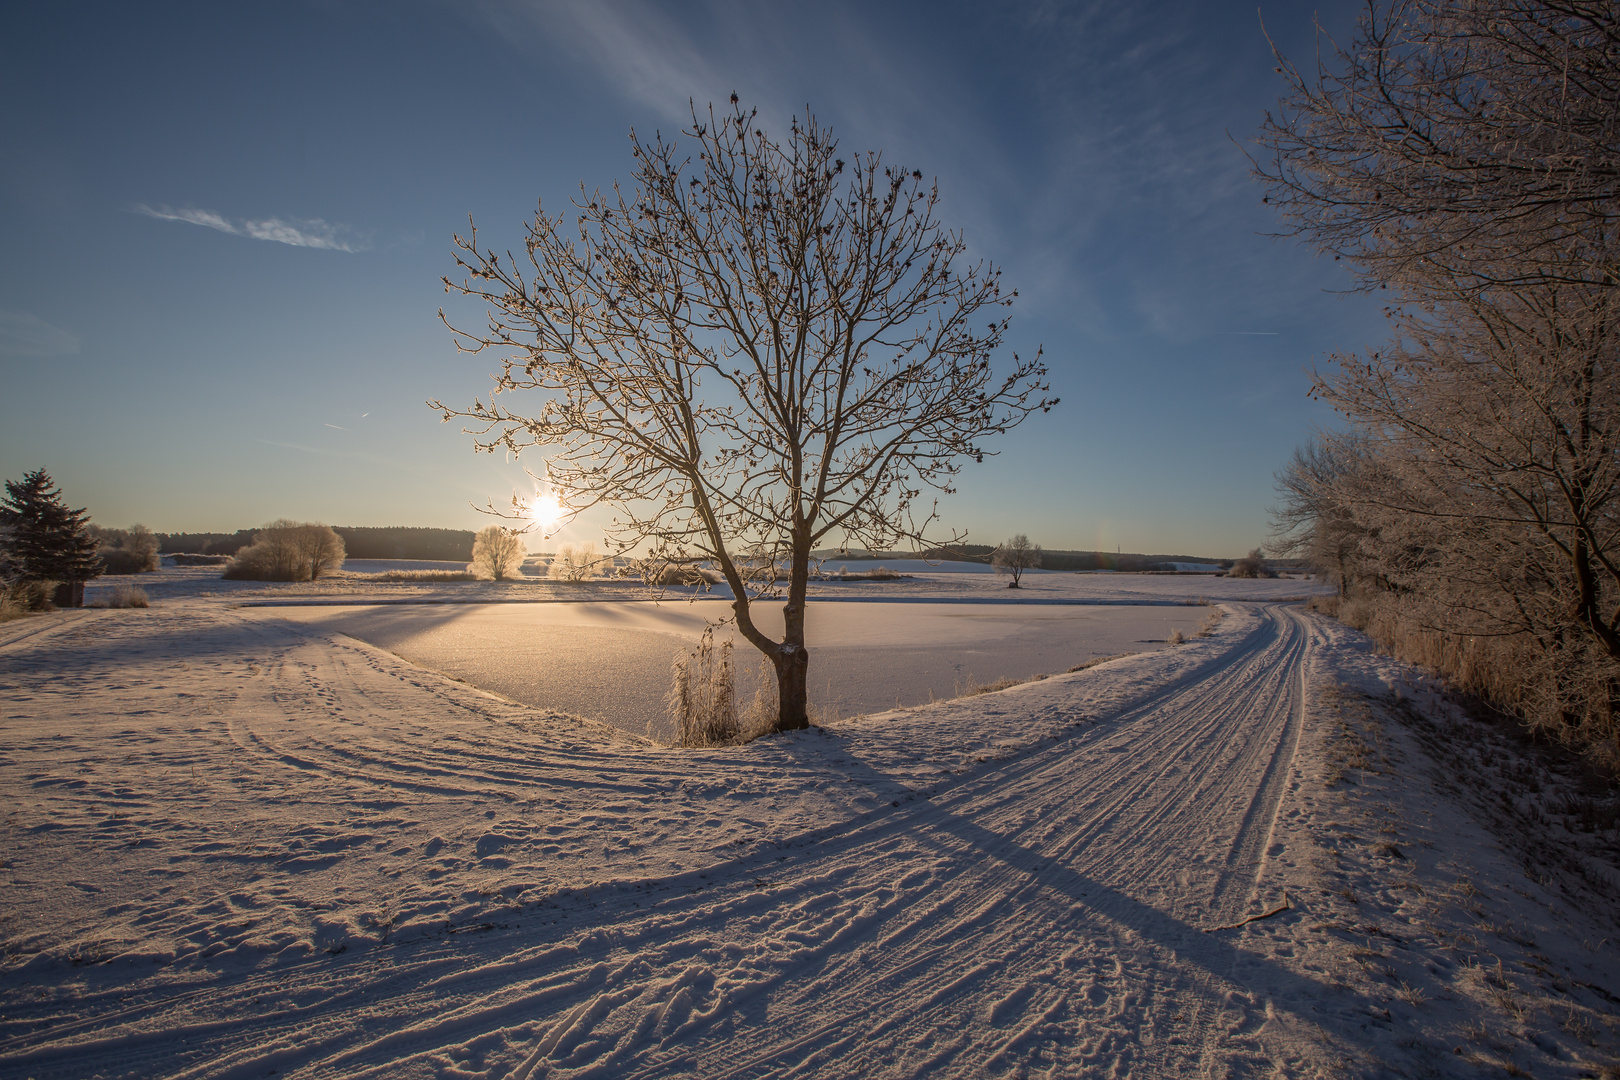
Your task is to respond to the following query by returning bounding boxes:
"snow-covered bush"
[1225,548,1273,579]
[549,542,606,581]
[468,525,526,581]
[90,585,148,608]
[223,521,345,582]
[643,562,722,587]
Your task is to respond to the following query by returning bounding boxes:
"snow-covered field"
[2,569,1617,1077]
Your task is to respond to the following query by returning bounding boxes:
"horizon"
[1,1,1379,556]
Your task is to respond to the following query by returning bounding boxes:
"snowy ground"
[1,570,1616,1078]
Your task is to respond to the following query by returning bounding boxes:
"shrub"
[644,561,722,587]
[549,541,607,581]
[90,585,148,609]
[1226,548,1274,578]
[223,521,346,581]
[469,525,527,581]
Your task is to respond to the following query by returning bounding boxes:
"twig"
[1206,890,1290,932]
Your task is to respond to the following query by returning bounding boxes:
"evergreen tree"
[0,469,101,605]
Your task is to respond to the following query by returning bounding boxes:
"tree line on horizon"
[157,526,478,562]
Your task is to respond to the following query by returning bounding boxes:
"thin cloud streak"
[133,203,369,252]
[0,311,80,356]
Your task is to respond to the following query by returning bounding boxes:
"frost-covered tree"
[224,521,345,582]
[1256,0,1620,298]
[469,525,526,581]
[434,98,1055,732]
[1259,0,1620,762]
[0,468,101,607]
[991,534,1041,588]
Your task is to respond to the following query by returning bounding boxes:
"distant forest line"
[895,546,1252,572]
[157,530,1269,570]
[159,527,476,562]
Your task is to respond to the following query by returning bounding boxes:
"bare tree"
[1255,0,1620,298]
[990,534,1041,588]
[1270,437,1383,595]
[433,99,1055,732]
[470,524,527,581]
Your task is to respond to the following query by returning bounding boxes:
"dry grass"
[1067,652,1139,673]
[363,569,480,582]
[1168,628,1186,645]
[1,580,54,620]
[955,674,1028,697]
[1195,607,1226,637]
[1314,590,1620,770]
[666,627,738,746]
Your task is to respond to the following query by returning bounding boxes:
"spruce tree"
[0,469,101,606]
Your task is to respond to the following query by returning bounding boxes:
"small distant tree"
[991,534,1041,588]
[0,468,101,607]
[470,525,527,580]
[224,521,345,582]
[433,99,1054,732]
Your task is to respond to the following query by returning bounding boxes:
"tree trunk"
[774,644,810,731]
[771,537,813,732]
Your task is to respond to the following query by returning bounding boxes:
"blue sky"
[0,0,1379,557]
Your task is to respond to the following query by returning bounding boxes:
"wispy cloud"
[132,203,369,252]
[0,311,80,356]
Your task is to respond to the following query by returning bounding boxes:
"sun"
[527,493,564,535]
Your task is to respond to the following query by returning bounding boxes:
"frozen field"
[270,600,1214,737]
[1,569,1617,1077]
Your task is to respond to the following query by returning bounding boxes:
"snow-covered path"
[3,604,1346,1077]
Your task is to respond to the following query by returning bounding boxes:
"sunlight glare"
[528,492,564,535]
